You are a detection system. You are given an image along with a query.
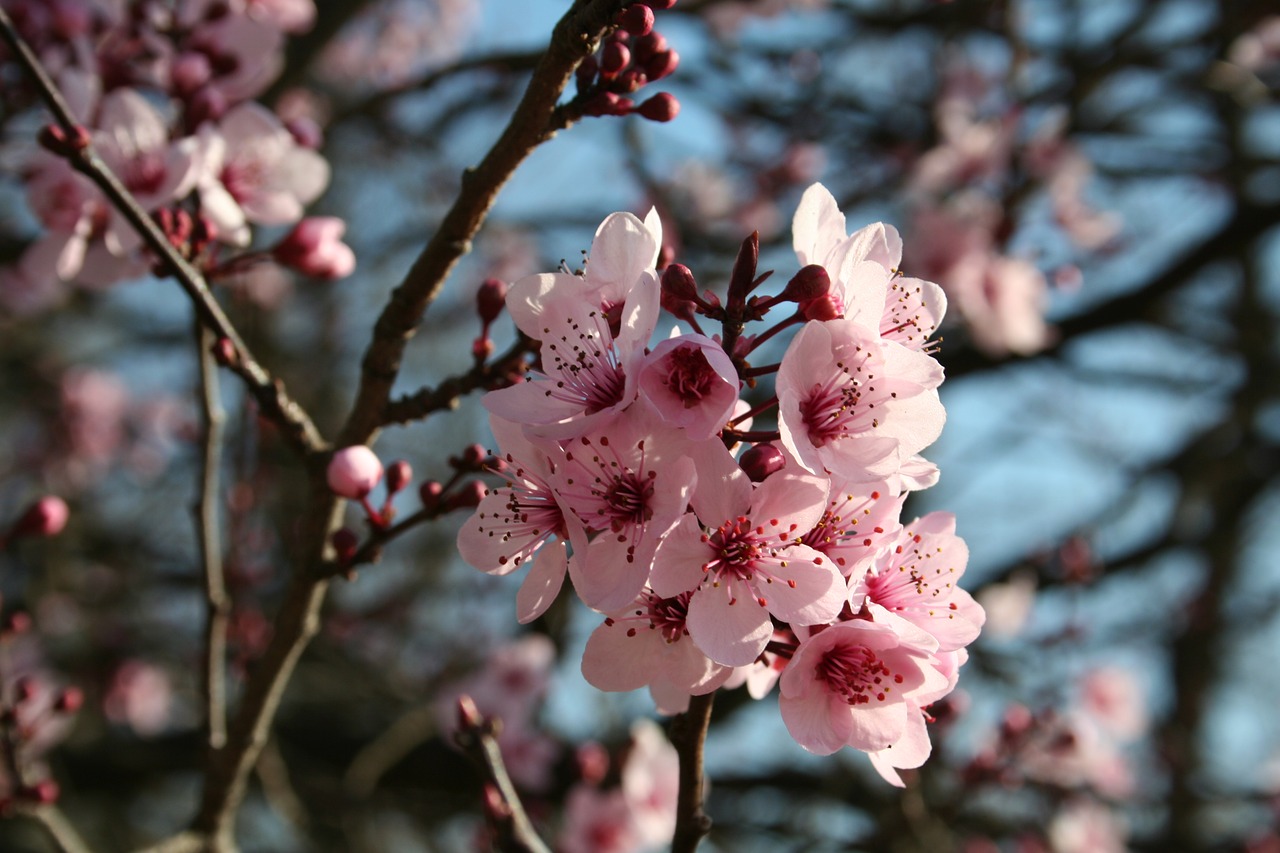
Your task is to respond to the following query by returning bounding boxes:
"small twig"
[454,698,551,853]
[669,692,715,853]
[0,6,326,457]
[11,803,94,853]
[194,321,230,754]
[254,738,309,833]
[343,703,438,799]
[382,334,536,426]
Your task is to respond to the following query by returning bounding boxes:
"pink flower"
[273,216,356,279]
[621,720,679,846]
[558,787,644,853]
[796,476,905,578]
[457,416,579,623]
[326,446,383,499]
[197,102,330,245]
[650,469,844,667]
[777,618,948,755]
[637,334,740,439]
[854,512,984,652]
[581,588,732,713]
[777,318,945,487]
[947,252,1055,356]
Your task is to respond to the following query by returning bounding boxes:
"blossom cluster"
[459,182,985,784]
[0,0,352,315]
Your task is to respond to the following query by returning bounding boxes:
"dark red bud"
[799,295,840,322]
[613,69,647,93]
[727,231,761,310]
[385,460,412,494]
[418,480,444,511]
[783,265,830,302]
[661,263,698,301]
[461,444,487,467]
[581,91,630,117]
[636,92,679,122]
[2,612,32,636]
[54,687,84,713]
[476,278,507,324]
[447,481,486,511]
[211,337,237,367]
[617,4,654,36]
[601,41,631,77]
[482,784,511,820]
[644,48,679,81]
[740,444,786,482]
[633,32,667,63]
[331,528,358,562]
[472,337,494,361]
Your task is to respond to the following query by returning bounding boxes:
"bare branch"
[669,692,715,853]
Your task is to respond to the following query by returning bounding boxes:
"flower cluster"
[458,182,984,784]
[0,0,351,315]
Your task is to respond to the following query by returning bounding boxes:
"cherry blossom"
[637,334,740,439]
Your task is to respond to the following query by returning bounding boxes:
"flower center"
[603,471,655,532]
[817,644,903,706]
[662,344,717,407]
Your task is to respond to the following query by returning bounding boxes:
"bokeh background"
[2,0,1279,850]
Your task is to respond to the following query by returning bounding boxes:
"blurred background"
[1,0,1279,850]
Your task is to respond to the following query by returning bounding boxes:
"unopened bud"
[782,264,830,302]
[418,480,444,511]
[576,742,610,785]
[740,444,786,482]
[476,278,507,324]
[447,481,486,511]
[661,263,699,302]
[617,4,655,36]
[472,336,495,361]
[285,116,323,150]
[632,32,668,64]
[460,444,487,467]
[457,694,483,730]
[331,528,359,562]
[482,784,511,820]
[171,51,213,95]
[21,780,59,805]
[644,48,680,82]
[601,41,631,78]
[2,612,32,636]
[385,460,413,494]
[613,69,647,93]
[53,687,84,713]
[211,337,237,367]
[581,91,631,117]
[727,231,761,310]
[636,92,679,122]
[326,446,384,499]
[11,496,69,539]
[800,294,840,322]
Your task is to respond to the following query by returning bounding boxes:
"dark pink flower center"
[662,344,717,407]
[799,352,875,445]
[125,151,166,196]
[603,471,655,532]
[817,644,903,706]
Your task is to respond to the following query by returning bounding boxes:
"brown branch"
[194,322,230,754]
[10,803,94,853]
[669,692,715,853]
[336,0,631,449]
[0,6,326,457]
[381,334,536,426]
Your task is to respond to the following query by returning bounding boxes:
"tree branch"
[669,692,715,853]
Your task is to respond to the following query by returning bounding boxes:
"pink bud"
[11,496,69,539]
[661,263,698,301]
[274,217,356,280]
[447,481,486,511]
[636,92,679,122]
[460,444,487,467]
[457,694,483,730]
[800,294,841,322]
[326,446,384,499]
[632,32,668,64]
[418,480,444,511]
[617,4,655,36]
[782,264,830,302]
[2,612,32,636]
[601,41,631,78]
[576,742,610,784]
[211,337,238,367]
[285,116,324,150]
[385,460,413,494]
[171,52,213,96]
[187,85,227,126]
[476,278,507,324]
[740,444,786,482]
[54,687,84,713]
[21,780,59,805]
[581,91,631,117]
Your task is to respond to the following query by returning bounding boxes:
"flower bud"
[418,480,444,511]
[171,52,213,96]
[460,444,487,467]
[211,337,238,367]
[326,446,383,499]
[476,278,507,324]
[457,694,484,730]
[617,4,655,36]
[601,41,631,78]
[643,48,680,82]
[740,443,786,482]
[2,611,32,636]
[11,496,69,539]
[285,116,324,150]
[273,217,356,280]
[331,528,358,562]
[447,481,486,511]
[661,263,699,302]
[21,780,59,805]
[800,294,841,322]
[581,91,631,117]
[632,32,667,64]
[782,264,830,302]
[54,687,84,713]
[385,460,413,495]
[636,92,679,122]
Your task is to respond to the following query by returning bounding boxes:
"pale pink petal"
[516,541,567,623]
[685,587,772,667]
[581,617,663,691]
[649,515,709,597]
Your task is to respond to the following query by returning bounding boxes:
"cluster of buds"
[272,217,356,280]
[153,206,217,273]
[575,2,681,121]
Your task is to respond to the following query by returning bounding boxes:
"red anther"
[635,92,680,122]
[331,528,358,563]
[617,4,654,36]
[601,41,631,78]
[211,336,238,367]
[644,48,680,82]
[385,460,413,495]
[418,480,444,511]
[53,687,84,713]
[476,278,507,324]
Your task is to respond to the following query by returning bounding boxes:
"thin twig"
[0,6,326,457]
[454,699,551,853]
[669,692,715,853]
[381,334,536,426]
[11,804,94,853]
[194,321,231,754]
[336,0,631,449]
